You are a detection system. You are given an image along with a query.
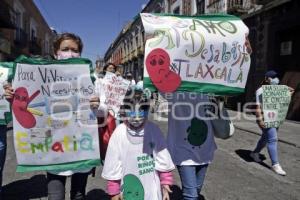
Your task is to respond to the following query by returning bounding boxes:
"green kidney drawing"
[186,117,208,146]
[122,174,144,200]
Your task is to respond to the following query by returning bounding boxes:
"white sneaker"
[250,152,262,162]
[272,164,286,176]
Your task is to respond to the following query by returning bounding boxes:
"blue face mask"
[125,111,148,118]
[125,110,148,128]
[270,77,279,85]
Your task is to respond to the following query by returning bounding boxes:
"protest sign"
[141,13,251,95]
[262,85,291,128]
[12,56,100,172]
[0,62,13,125]
[97,72,130,117]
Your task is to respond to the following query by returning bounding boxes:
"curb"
[234,125,299,148]
[285,119,300,124]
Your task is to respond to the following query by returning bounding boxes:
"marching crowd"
[0,32,292,200]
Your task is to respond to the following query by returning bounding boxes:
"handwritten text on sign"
[262,85,291,128]
[98,72,130,116]
[13,63,99,165]
[141,13,251,94]
[0,67,10,120]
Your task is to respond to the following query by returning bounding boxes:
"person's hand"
[3,83,14,101]
[245,35,252,55]
[162,185,172,200]
[257,120,265,129]
[90,96,100,110]
[288,87,295,95]
[111,194,122,200]
[115,71,121,77]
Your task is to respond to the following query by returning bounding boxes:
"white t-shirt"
[102,122,175,200]
[48,168,92,176]
[93,78,111,117]
[256,87,263,105]
[131,79,136,86]
[166,92,217,166]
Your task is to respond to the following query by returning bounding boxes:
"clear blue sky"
[33,0,148,65]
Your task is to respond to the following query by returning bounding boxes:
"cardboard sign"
[97,72,130,116]
[0,62,13,125]
[141,13,251,95]
[12,57,100,172]
[262,85,291,128]
[0,67,10,120]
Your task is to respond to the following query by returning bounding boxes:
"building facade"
[0,0,55,61]
[205,0,256,14]
[104,0,201,81]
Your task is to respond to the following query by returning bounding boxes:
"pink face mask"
[56,51,80,60]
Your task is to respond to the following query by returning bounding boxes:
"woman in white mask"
[250,70,293,176]
[46,33,93,200]
[53,33,82,60]
[4,32,90,200]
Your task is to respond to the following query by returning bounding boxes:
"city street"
[2,113,300,200]
[1,0,300,200]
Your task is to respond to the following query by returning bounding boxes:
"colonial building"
[205,0,256,14]
[0,0,55,61]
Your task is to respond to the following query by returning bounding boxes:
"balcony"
[206,0,226,13]
[137,46,144,56]
[122,54,128,63]
[128,52,133,60]
[131,49,138,59]
[0,0,16,29]
[227,0,254,15]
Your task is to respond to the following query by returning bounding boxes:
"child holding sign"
[101,86,175,200]
[251,70,294,176]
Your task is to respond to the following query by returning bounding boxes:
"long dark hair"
[103,63,117,75]
[260,77,271,86]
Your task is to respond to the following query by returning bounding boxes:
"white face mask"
[56,51,80,60]
[270,77,279,85]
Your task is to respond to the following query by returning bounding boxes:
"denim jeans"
[0,125,7,196]
[177,164,209,200]
[253,127,279,165]
[47,172,89,200]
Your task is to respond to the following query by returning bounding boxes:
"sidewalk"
[228,110,300,148]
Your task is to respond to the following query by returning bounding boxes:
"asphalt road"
[2,116,300,200]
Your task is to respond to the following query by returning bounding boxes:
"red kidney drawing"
[12,87,40,129]
[145,48,181,92]
[268,112,275,119]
